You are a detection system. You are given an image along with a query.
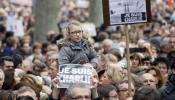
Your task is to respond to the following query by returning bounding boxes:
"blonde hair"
[106,53,118,64]
[66,20,82,35]
[106,64,123,84]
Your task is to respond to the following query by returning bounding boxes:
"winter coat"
[160,75,175,100]
[58,39,98,68]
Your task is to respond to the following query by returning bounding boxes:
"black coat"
[160,75,175,100]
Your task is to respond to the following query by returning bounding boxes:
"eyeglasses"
[71,96,91,100]
[70,30,83,35]
[108,95,119,99]
[119,88,135,92]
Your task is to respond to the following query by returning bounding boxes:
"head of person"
[14,68,25,85]
[21,60,33,73]
[0,69,4,89]
[146,67,164,88]
[102,39,113,54]
[65,83,91,100]
[33,62,48,76]
[118,80,135,100]
[2,69,16,90]
[168,34,175,52]
[154,57,169,75]
[48,60,58,79]
[0,56,14,70]
[100,64,123,85]
[130,53,141,67]
[20,41,31,54]
[66,21,83,43]
[141,57,151,67]
[32,42,42,55]
[140,73,157,88]
[133,86,162,100]
[98,84,119,100]
[0,90,16,100]
[105,53,118,64]
[17,86,37,100]
[18,74,43,97]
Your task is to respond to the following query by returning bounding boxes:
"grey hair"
[17,86,37,97]
[65,83,91,98]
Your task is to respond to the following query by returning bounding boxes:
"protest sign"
[76,0,89,8]
[102,0,151,25]
[6,11,16,32]
[81,22,97,37]
[59,64,92,88]
[6,11,24,37]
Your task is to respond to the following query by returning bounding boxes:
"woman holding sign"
[58,20,98,68]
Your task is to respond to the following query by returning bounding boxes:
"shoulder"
[57,39,71,50]
[160,82,175,98]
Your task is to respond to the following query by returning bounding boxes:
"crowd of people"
[0,0,174,100]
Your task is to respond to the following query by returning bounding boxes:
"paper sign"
[103,0,151,25]
[76,0,89,8]
[59,64,92,88]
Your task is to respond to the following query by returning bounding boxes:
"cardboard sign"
[103,0,151,25]
[59,64,92,88]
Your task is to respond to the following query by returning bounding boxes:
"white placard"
[109,0,148,25]
[76,0,89,8]
[59,64,92,88]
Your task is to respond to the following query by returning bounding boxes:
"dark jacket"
[58,39,98,68]
[160,75,175,100]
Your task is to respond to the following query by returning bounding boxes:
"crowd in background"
[0,0,174,100]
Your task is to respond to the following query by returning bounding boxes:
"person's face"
[148,70,159,85]
[130,57,139,67]
[34,48,41,54]
[3,60,14,70]
[69,25,83,43]
[91,69,99,88]
[141,73,156,88]
[22,43,30,53]
[49,61,58,79]
[118,82,135,100]
[157,63,167,75]
[122,69,128,78]
[169,37,175,51]
[70,87,91,100]
[0,72,4,89]
[108,89,119,100]
[102,44,111,53]
[142,60,151,66]
[14,71,21,84]
[100,72,112,84]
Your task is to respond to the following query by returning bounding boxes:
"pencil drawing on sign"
[109,0,147,24]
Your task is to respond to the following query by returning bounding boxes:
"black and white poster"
[59,64,92,88]
[103,0,151,25]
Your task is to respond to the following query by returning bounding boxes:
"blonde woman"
[58,21,98,68]
[100,63,123,85]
